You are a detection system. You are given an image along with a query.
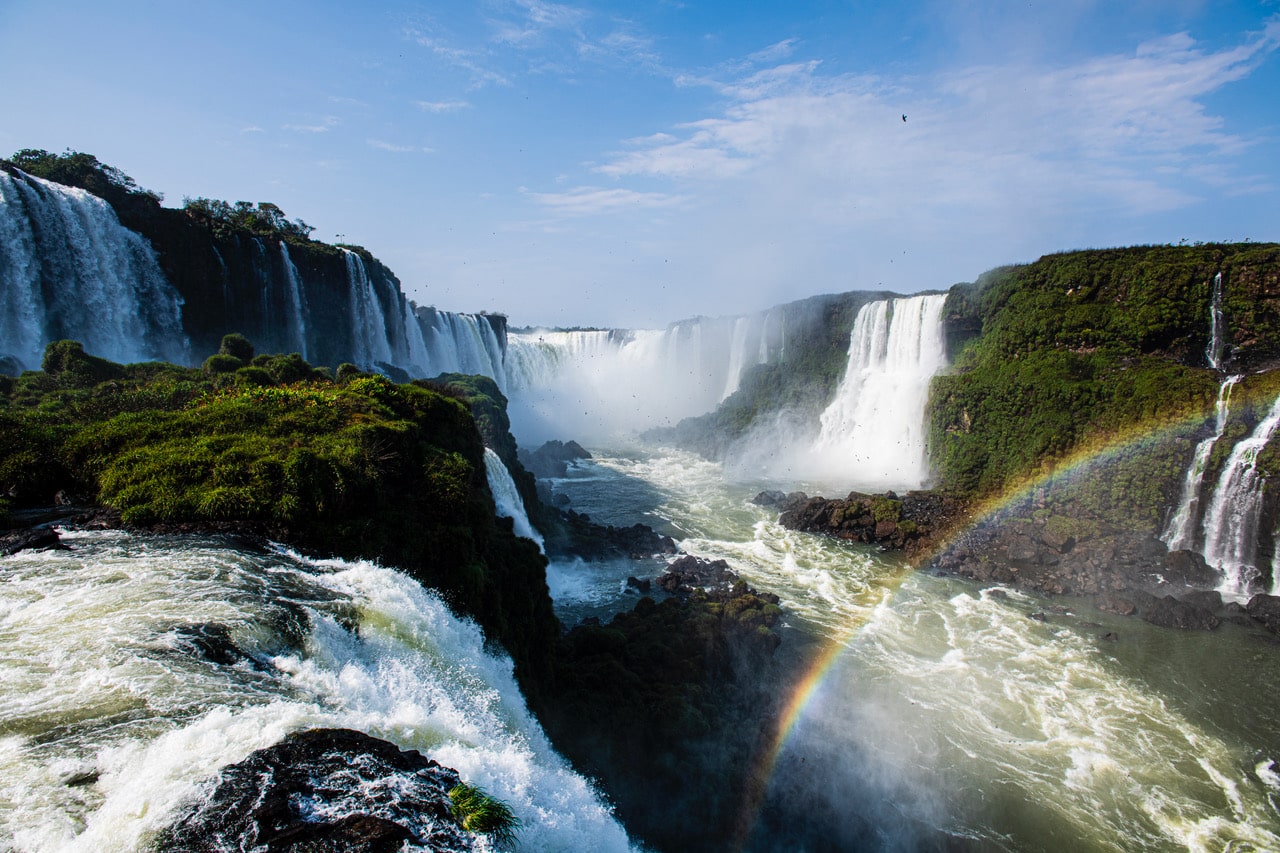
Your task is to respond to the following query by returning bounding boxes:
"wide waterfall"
[809,293,949,489]
[1162,375,1240,551]
[483,447,544,551]
[0,169,189,370]
[504,309,785,443]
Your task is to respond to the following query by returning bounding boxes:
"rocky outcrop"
[777,489,968,555]
[543,509,678,560]
[0,526,66,556]
[518,439,592,479]
[157,728,475,853]
[542,555,786,851]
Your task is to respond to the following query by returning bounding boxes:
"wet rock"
[1160,550,1219,588]
[1095,594,1137,617]
[168,623,252,667]
[156,728,474,853]
[518,439,592,479]
[751,490,787,508]
[1178,590,1223,613]
[1138,594,1221,631]
[1246,594,1280,635]
[1099,632,1120,643]
[626,576,651,593]
[0,527,66,556]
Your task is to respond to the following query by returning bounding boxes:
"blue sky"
[2,1,1277,327]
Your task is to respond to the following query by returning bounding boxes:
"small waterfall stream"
[1163,375,1240,551]
[483,448,544,551]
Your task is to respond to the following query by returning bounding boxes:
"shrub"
[448,784,521,845]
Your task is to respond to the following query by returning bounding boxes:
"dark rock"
[168,623,251,667]
[518,440,593,479]
[626,576,651,593]
[1096,594,1137,617]
[657,555,740,595]
[751,490,787,508]
[156,728,474,852]
[1028,611,1047,622]
[1099,632,1120,642]
[1178,590,1223,613]
[1246,594,1280,635]
[1161,550,1220,588]
[1,527,67,556]
[1140,595,1221,631]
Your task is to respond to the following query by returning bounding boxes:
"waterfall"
[1206,272,1225,370]
[1163,375,1241,551]
[503,314,779,443]
[811,293,949,489]
[1200,394,1280,597]
[279,242,310,359]
[342,249,394,370]
[0,169,189,370]
[483,447,544,551]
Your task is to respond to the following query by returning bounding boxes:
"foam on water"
[0,531,631,852]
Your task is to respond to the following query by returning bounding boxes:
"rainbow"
[728,388,1252,848]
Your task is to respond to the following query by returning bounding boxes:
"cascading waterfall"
[1200,394,1280,597]
[811,293,948,489]
[483,447,544,551]
[1206,272,1226,369]
[342,248,396,370]
[503,312,780,443]
[278,242,310,360]
[1162,375,1241,551]
[0,169,189,370]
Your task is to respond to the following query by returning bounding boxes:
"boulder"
[156,728,474,852]
[0,527,66,556]
[518,440,593,479]
[1138,594,1221,631]
[1246,594,1280,635]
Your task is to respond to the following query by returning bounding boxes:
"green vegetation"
[182,197,315,243]
[2,148,162,208]
[0,336,558,694]
[448,784,522,845]
[929,244,1280,527]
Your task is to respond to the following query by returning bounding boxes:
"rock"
[626,576,651,593]
[1246,594,1280,635]
[1095,593,1137,617]
[1178,590,1223,613]
[1161,550,1219,588]
[518,440,593,479]
[1099,632,1120,642]
[156,728,475,852]
[1,527,66,556]
[751,490,787,508]
[1140,595,1221,631]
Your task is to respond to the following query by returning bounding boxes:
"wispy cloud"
[415,99,471,112]
[525,185,686,216]
[283,115,341,134]
[367,139,431,153]
[595,22,1280,220]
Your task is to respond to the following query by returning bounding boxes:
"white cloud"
[525,185,686,216]
[368,139,427,153]
[415,99,471,112]
[592,22,1280,223]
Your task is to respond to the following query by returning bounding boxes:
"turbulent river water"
[5,445,1280,851]
[545,444,1280,852]
[0,531,628,853]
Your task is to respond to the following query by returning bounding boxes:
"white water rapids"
[0,531,630,852]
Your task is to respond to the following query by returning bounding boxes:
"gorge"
[4,152,1280,852]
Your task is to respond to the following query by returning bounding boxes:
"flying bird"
[902,114,907,122]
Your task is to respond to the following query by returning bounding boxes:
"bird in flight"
[902,114,907,122]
